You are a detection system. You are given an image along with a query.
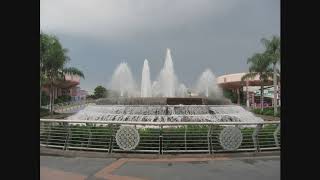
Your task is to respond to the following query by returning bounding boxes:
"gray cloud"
[41,0,240,40]
[41,0,280,93]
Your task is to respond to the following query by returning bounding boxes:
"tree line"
[242,35,280,115]
[40,32,85,113]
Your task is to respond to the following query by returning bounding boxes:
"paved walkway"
[40,155,280,180]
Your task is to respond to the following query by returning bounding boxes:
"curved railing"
[40,119,280,154]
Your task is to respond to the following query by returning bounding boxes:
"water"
[177,83,188,97]
[110,62,137,97]
[151,81,160,97]
[68,104,263,124]
[108,48,223,99]
[158,48,177,97]
[196,69,222,98]
[71,49,262,125]
[141,59,152,97]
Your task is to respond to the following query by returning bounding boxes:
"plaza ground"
[40,155,280,180]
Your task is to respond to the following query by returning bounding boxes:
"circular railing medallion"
[219,126,243,150]
[115,126,140,150]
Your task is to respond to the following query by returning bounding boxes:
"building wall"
[217,73,251,84]
[41,74,81,96]
[217,73,280,108]
[65,74,80,82]
[69,87,88,101]
[70,87,78,96]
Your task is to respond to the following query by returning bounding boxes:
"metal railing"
[40,119,280,154]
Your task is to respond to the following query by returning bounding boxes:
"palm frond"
[63,67,85,79]
[261,35,280,65]
[241,72,257,81]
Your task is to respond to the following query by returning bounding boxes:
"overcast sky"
[41,0,280,93]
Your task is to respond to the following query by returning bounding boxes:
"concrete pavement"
[40,155,280,180]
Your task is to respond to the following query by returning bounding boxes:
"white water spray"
[110,62,137,97]
[158,48,177,97]
[177,83,188,97]
[141,59,152,97]
[109,48,222,98]
[196,69,222,98]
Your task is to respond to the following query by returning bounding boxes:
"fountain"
[68,48,263,124]
[141,59,152,97]
[195,69,222,98]
[177,83,187,97]
[158,48,177,97]
[110,62,137,97]
[108,48,222,99]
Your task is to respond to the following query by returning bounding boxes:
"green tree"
[86,94,97,99]
[242,53,273,111]
[40,32,85,113]
[223,89,237,103]
[261,36,280,116]
[94,86,108,99]
[40,32,51,107]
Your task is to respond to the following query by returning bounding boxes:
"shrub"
[263,109,274,116]
[55,95,71,104]
[41,92,50,105]
[223,90,237,103]
[40,108,50,117]
[252,107,281,117]
[87,95,96,99]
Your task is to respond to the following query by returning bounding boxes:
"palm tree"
[62,67,85,78]
[43,35,67,112]
[49,67,85,112]
[242,53,273,111]
[40,32,85,113]
[261,36,280,115]
[40,32,51,108]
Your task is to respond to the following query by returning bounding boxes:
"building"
[42,74,87,102]
[217,73,279,108]
[71,87,89,101]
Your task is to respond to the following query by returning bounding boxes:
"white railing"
[40,119,280,154]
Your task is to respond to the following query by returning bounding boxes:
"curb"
[40,147,280,159]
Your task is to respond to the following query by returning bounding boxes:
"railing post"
[46,122,52,147]
[108,124,114,153]
[87,124,92,149]
[184,125,187,151]
[207,125,213,154]
[252,124,263,152]
[63,123,71,151]
[159,125,163,154]
[274,124,280,147]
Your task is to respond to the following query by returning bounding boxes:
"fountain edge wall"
[95,97,232,105]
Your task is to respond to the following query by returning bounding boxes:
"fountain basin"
[68,98,263,125]
[95,97,231,105]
